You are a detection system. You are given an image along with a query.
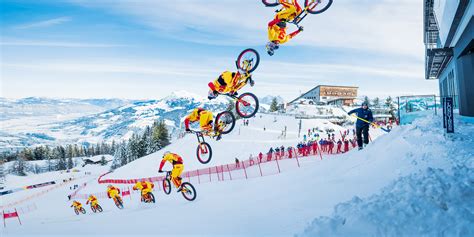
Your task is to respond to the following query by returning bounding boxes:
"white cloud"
[14,16,72,29]
[69,0,424,58]
[0,40,128,48]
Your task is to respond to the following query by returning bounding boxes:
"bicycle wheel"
[180,182,197,201]
[196,142,212,164]
[216,111,236,134]
[96,205,103,212]
[149,192,156,203]
[162,179,172,195]
[74,209,79,215]
[262,0,279,7]
[235,48,260,73]
[81,207,86,214]
[305,0,333,14]
[115,197,124,209]
[235,93,259,118]
[91,206,97,213]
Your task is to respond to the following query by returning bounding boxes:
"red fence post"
[242,161,248,179]
[226,164,233,180]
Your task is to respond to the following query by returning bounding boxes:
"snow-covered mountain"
[0,92,229,150]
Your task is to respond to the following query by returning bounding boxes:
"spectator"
[348,102,374,150]
[235,158,240,168]
[336,140,342,153]
[344,139,350,153]
[258,152,263,163]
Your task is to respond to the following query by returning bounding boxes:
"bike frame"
[292,1,321,26]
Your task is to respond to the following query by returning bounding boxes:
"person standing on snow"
[348,102,374,150]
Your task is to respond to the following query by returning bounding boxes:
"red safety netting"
[97,142,358,186]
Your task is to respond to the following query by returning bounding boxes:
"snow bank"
[298,114,474,237]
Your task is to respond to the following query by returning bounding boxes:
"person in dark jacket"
[348,102,374,150]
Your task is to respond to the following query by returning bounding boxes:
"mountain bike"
[74,206,86,215]
[90,203,103,213]
[189,111,235,164]
[162,171,197,201]
[262,0,333,26]
[112,195,124,209]
[215,48,260,118]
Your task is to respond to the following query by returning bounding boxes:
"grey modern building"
[424,0,473,116]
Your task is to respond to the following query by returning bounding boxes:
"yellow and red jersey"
[184,108,214,131]
[159,152,183,171]
[71,201,82,208]
[86,195,98,205]
[208,71,241,93]
[268,19,301,44]
[133,181,154,192]
[107,186,121,198]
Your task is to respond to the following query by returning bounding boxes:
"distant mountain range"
[1,92,279,151]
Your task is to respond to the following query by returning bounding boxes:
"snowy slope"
[2,114,471,236]
[107,113,347,179]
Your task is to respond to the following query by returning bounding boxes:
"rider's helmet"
[107,184,112,188]
[162,151,171,157]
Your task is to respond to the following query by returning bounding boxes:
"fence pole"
[216,166,220,181]
[295,152,300,167]
[3,210,6,227]
[226,164,233,180]
[209,167,211,182]
[197,169,201,184]
[317,146,323,160]
[242,161,248,179]
[275,156,281,173]
[257,156,263,177]
[15,208,22,225]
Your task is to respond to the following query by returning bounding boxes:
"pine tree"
[270,97,279,112]
[156,121,170,149]
[363,96,371,106]
[0,161,6,188]
[100,156,107,166]
[67,156,73,169]
[372,97,380,108]
[12,155,27,176]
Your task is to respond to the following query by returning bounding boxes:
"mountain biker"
[86,194,99,207]
[266,20,303,56]
[207,70,254,100]
[158,152,185,192]
[133,181,155,201]
[184,108,222,139]
[70,200,83,210]
[106,184,121,200]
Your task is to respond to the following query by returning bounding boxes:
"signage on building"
[319,86,357,97]
[445,97,454,133]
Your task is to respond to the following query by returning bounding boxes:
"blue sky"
[1,0,439,101]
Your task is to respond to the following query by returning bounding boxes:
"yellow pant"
[276,1,299,21]
[90,201,98,207]
[171,164,184,188]
[199,111,214,131]
[141,188,152,196]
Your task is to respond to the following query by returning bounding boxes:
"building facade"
[289,85,358,106]
[424,0,473,116]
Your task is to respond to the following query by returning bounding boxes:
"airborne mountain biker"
[267,20,303,56]
[207,70,254,100]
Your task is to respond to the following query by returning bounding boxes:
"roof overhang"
[425,48,453,79]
